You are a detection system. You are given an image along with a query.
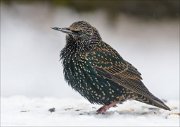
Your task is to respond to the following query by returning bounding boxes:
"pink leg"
[96,101,118,114]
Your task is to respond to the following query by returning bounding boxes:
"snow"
[1,96,179,126]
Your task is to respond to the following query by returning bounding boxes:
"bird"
[52,21,170,113]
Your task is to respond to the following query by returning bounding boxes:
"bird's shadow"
[60,106,163,117]
[77,110,160,117]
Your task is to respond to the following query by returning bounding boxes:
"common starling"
[52,21,170,113]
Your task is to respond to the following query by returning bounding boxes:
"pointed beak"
[51,27,72,34]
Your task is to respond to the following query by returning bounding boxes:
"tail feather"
[151,97,171,111]
[135,94,171,111]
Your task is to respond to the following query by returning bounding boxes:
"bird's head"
[52,21,102,44]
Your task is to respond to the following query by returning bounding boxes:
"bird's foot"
[96,101,118,114]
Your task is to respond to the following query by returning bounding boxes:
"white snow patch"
[1,96,179,126]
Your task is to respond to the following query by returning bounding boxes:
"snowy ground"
[1,96,179,126]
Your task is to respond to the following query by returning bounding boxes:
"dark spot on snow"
[75,109,80,111]
[20,110,28,112]
[142,106,159,111]
[153,111,157,114]
[79,112,91,115]
[48,108,55,113]
[148,107,159,111]
[140,112,149,115]
[92,107,96,109]
[64,107,73,111]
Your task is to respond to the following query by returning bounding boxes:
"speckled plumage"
[52,21,170,113]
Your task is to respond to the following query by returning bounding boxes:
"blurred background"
[1,0,179,100]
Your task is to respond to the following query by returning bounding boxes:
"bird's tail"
[135,94,171,111]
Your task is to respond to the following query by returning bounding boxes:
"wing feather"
[87,42,154,99]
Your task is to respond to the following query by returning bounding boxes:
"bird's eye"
[74,27,79,30]
[72,29,80,34]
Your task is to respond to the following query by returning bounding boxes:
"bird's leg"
[96,101,118,114]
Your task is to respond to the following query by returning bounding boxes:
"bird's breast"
[61,53,126,105]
